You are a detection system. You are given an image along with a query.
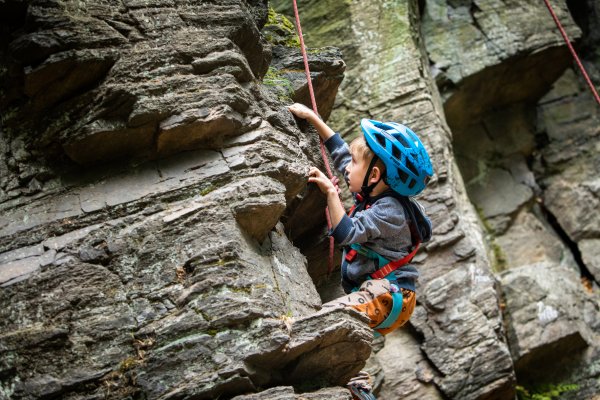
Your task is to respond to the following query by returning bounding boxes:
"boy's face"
[345,152,370,193]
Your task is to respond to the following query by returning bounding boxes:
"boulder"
[468,167,533,230]
[536,68,600,274]
[500,262,595,375]
[494,207,575,272]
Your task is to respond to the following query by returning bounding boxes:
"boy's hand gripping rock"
[288,103,318,122]
[308,167,339,197]
[288,102,336,142]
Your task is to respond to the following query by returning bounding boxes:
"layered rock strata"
[421,0,600,396]
[0,1,367,399]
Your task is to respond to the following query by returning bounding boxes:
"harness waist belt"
[370,242,420,280]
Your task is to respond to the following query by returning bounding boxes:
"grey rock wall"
[0,1,367,399]
[422,0,580,130]
[421,0,600,396]
[2,0,599,398]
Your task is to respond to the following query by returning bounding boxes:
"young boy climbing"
[288,102,433,338]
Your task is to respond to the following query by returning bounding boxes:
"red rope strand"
[542,0,600,106]
[292,0,338,273]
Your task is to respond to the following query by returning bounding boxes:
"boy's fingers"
[308,167,321,176]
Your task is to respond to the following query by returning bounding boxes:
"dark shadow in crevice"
[538,203,597,285]
[514,336,589,390]
[566,0,590,40]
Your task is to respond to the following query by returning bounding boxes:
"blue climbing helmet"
[361,119,433,197]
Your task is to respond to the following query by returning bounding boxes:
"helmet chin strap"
[360,155,383,199]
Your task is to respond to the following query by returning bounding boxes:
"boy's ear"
[369,166,382,183]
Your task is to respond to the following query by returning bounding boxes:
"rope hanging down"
[542,0,600,106]
[292,0,340,273]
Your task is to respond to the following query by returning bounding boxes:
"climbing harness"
[542,0,600,106]
[347,242,421,280]
[292,0,341,273]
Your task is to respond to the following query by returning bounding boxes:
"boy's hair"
[350,136,386,172]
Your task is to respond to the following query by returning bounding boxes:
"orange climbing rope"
[292,0,339,273]
[542,0,600,106]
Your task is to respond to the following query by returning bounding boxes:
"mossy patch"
[490,241,508,272]
[206,328,219,336]
[475,205,508,272]
[229,285,252,295]
[119,357,141,372]
[199,184,215,196]
[516,383,579,400]
[263,7,300,48]
[262,67,295,101]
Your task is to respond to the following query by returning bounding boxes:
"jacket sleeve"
[330,199,408,246]
[324,133,350,182]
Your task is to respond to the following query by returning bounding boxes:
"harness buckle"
[345,249,358,262]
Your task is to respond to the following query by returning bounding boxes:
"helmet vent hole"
[396,135,410,148]
[405,159,418,176]
[408,179,416,189]
[398,168,409,183]
[391,145,401,160]
[376,135,386,147]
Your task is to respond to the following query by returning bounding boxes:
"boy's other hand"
[308,167,338,197]
[289,103,318,122]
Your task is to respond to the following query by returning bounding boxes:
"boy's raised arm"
[307,167,345,228]
[288,103,336,141]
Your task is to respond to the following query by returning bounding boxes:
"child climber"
[288,103,434,338]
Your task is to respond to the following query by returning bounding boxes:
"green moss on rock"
[263,7,300,47]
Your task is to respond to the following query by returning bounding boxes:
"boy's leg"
[374,288,416,336]
[321,279,391,329]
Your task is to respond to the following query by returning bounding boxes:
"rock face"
[422,0,580,131]
[1,0,599,400]
[423,0,600,397]
[0,1,370,399]
[423,0,600,395]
